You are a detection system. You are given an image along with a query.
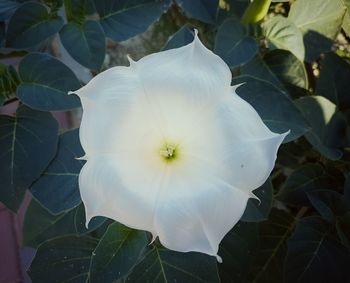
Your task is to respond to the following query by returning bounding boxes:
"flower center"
[159,143,178,163]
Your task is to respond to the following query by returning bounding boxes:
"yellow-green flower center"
[160,143,178,162]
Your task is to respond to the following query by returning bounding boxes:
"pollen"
[160,143,178,162]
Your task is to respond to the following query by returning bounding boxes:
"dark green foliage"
[93,0,171,42]
[17,53,81,111]
[2,0,350,282]
[30,129,84,214]
[5,2,64,48]
[215,18,258,67]
[28,235,98,282]
[0,106,58,211]
[126,244,220,283]
[285,217,350,283]
[59,21,106,71]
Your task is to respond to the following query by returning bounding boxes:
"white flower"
[72,32,288,261]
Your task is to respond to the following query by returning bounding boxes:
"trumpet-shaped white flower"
[72,32,288,261]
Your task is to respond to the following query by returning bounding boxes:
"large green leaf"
[285,216,350,283]
[0,0,19,21]
[215,18,258,68]
[5,2,64,48]
[263,49,308,98]
[307,190,349,223]
[74,204,107,235]
[232,76,308,142]
[17,52,81,111]
[316,52,350,110]
[249,209,295,283]
[162,25,194,51]
[90,222,148,282]
[288,0,346,61]
[240,55,286,92]
[241,178,273,222]
[277,164,338,206]
[0,106,58,211]
[28,235,98,283]
[126,244,220,282]
[23,199,76,248]
[262,15,305,61]
[30,129,84,214]
[93,0,170,42]
[219,222,258,283]
[295,95,346,160]
[59,21,106,71]
[175,0,218,23]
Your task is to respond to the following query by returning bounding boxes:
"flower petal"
[180,89,288,192]
[71,67,165,156]
[153,159,250,257]
[132,32,232,138]
[79,155,166,233]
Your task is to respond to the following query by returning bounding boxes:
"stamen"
[160,145,175,158]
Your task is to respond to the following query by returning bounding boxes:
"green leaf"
[295,95,346,160]
[232,76,309,142]
[28,235,98,283]
[249,209,295,283]
[93,0,170,42]
[126,244,220,283]
[0,106,58,211]
[307,190,348,223]
[285,216,350,283]
[30,129,84,214]
[90,222,148,282]
[341,0,350,36]
[277,164,338,206]
[63,0,87,23]
[262,15,305,61]
[23,198,76,248]
[175,0,218,23]
[59,21,106,71]
[0,64,20,102]
[0,0,19,21]
[263,49,309,98]
[215,18,258,68]
[241,178,273,222]
[74,204,107,235]
[5,2,64,48]
[240,54,286,92]
[277,141,308,169]
[288,0,346,61]
[316,52,350,110]
[162,25,194,51]
[17,52,81,111]
[219,222,258,282]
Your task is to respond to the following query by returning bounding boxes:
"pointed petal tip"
[85,213,92,229]
[127,55,137,67]
[250,192,261,204]
[68,90,76,95]
[232,82,246,92]
[193,28,199,38]
[75,155,88,161]
[149,234,157,245]
[216,255,223,263]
